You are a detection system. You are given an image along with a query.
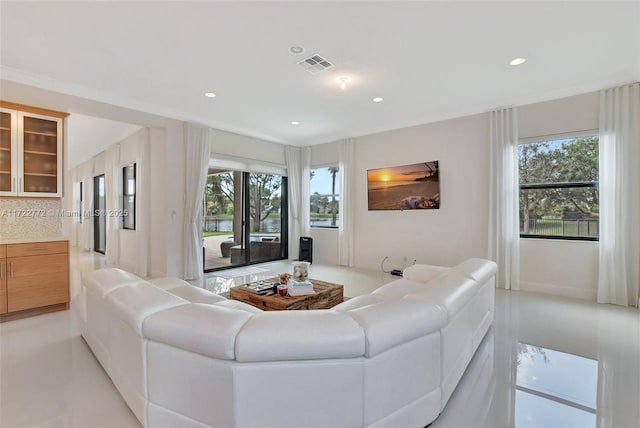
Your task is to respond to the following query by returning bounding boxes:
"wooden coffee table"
[229,278,344,311]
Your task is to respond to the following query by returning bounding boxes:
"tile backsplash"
[0,199,63,240]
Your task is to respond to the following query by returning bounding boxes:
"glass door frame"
[203,171,288,273]
[93,174,106,254]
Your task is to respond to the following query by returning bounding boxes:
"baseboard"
[520,281,597,301]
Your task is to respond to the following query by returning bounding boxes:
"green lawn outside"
[203,231,234,238]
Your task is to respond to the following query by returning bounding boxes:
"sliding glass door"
[203,170,287,272]
[246,172,287,264]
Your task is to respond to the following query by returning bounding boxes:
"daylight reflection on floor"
[516,343,598,428]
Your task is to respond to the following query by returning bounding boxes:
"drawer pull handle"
[10,262,14,278]
[29,247,48,251]
[0,263,3,280]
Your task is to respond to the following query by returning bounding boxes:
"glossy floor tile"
[1,249,639,427]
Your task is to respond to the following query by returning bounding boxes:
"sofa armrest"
[453,259,497,285]
[235,311,365,362]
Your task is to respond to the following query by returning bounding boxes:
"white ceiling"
[66,114,142,168]
[1,1,639,147]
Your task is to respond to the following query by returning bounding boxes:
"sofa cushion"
[371,278,428,299]
[453,259,497,286]
[149,277,227,304]
[347,299,447,357]
[144,303,254,360]
[82,268,142,298]
[235,311,365,362]
[402,264,449,283]
[106,282,188,335]
[333,294,388,312]
[167,285,227,304]
[148,277,190,291]
[214,299,263,314]
[405,272,477,320]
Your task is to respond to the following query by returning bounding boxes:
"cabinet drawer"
[0,244,5,259]
[0,261,7,314]
[7,253,69,312]
[7,241,68,257]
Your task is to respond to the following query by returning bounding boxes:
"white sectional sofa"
[80,258,496,428]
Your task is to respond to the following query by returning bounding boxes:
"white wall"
[118,128,148,274]
[352,113,491,271]
[520,239,599,300]
[71,127,172,277]
[210,128,285,165]
[163,122,185,277]
[518,91,600,300]
[310,91,601,301]
[310,114,492,269]
[148,128,168,277]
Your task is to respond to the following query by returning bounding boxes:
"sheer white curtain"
[81,157,95,251]
[338,138,355,266]
[285,146,302,259]
[183,123,213,280]
[135,129,151,277]
[285,146,311,260]
[301,147,311,240]
[104,144,120,266]
[597,83,640,307]
[488,108,520,290]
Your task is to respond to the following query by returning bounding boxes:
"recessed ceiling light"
[204,92,217,98]
[291,121,300,126]
[337,76,351,90]
[372,97,384,103]
[289,46,304,55]
[509,57,526,66]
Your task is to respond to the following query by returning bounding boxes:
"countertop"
[0,237,69,245]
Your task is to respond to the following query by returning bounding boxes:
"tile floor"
[1,248,639,428]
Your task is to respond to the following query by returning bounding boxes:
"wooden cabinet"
[0,245,7,314]
[0,240,69,322]
[0,102,68,198]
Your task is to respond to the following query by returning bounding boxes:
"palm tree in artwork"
[328,166,339,227]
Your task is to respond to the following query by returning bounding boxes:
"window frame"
[77,181,83,224]
[122,163,136,230]
[518,131,599,242]
[309,164,340,229]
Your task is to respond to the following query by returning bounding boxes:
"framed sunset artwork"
[367,161,440,211]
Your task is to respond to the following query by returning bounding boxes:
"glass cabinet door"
[0,110,17,194]
[19,113,62,196]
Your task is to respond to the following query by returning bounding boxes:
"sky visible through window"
[310,167,339,197]
[520,138,569,152]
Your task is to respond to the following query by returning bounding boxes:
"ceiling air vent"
[297,54,334,74]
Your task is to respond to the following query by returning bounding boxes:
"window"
[76,181,83,224]
[122,163,136,230]
[310,166,340,228]
[519,134,598,240]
